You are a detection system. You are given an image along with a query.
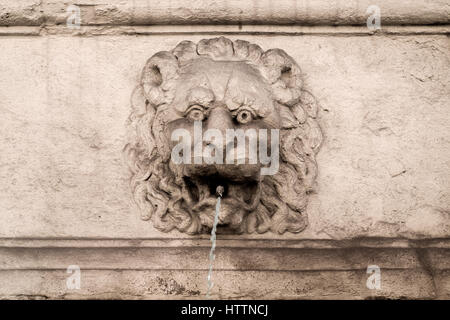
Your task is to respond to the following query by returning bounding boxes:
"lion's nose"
[203,104,234,163]
[205,104,234,134]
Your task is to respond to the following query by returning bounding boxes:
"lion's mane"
[123,37,322,234]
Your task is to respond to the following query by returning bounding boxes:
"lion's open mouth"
[184,174,261,210]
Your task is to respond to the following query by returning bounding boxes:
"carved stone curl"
[124,37,322,234]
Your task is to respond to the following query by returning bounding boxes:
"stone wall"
[0,0,449,299]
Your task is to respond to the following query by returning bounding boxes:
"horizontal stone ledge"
[1,0,449,27]
[0,238,449,249]
[0,269,444,299]
[0,25,449,37]
[0,246,448,271]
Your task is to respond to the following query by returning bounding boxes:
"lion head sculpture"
[124,37,322,234]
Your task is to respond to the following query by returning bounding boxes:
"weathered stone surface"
[1,0,450,26]
[0,270,441,300]
[0,240,447,299]
[0,35,448,240]
[0,2,449,300]
[0,0,43,26]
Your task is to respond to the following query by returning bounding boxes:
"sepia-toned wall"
[0,0,449,299]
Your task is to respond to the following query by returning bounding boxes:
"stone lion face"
[124,37,322,234]
[163,58,281,229]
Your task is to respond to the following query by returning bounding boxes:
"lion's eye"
[186,106,205,121]
[236,109,253,124]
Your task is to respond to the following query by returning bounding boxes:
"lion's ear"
[141,51,179,106]
[261,49,303,106]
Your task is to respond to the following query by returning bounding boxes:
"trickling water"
[206,185,224,298]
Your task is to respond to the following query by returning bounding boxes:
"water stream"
[206,186,224,298]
